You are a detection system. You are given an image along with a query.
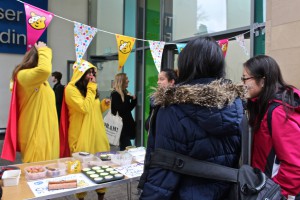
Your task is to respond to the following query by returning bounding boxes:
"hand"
[132,95,136,100]
[34,41,47,49]
[104,99,111,106]
[89,76,96,83]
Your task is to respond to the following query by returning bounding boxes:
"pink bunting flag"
[217,39,229,57]
[149,41,165,72]
[74,22,97,64]
[24,3,53,50]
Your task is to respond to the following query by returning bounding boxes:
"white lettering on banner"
[0,8,23,21]
[0,29,26,45]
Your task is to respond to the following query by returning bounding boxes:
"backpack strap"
[240,114,251,165]
[267,102,281,136]
[265,102,281,177]
[150,148,239,183]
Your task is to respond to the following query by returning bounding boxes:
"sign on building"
[0,0,48,54]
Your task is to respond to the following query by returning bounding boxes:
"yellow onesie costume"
[17,47,59,162]
[65,60,109,198]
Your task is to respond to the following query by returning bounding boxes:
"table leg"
[127,181,132,200]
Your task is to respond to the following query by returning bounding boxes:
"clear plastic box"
[111,152,133,166]
[83,156,103,168]
[45,163,67,177]
[2,170,21,186]
[24,165,46,180]
[72,152,94,163]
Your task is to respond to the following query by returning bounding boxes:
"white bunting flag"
[74,22,97,64]
[235,34,249,56]
[149,41,165,72]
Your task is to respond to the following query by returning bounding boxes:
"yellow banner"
[116,34,136,70]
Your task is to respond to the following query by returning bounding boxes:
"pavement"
[0,141,140,200]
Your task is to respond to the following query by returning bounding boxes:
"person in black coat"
[51,71,64,122]
[111,73,137,151]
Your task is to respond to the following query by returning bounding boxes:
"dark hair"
[244,55,295,130]
[75,68,99,99]
[177,37,225,84]
[52,71,62,82]
[12,47,38,81]
[160,68,178,84]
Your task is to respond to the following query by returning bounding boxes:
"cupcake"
[100,154,109,160]
[92,166,101,170]
[82,168,91,172]
[94,177,103,182]
[114,174,124,179]
[90,174,100,178]
[96,169,105,173]
[104,175,113,180]
[100,172,109,176]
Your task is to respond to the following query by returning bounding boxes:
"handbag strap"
[150,148,239,183]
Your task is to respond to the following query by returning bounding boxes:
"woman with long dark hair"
[243,55,300,199]
[139,37,245,200]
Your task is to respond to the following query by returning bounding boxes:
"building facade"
[4,0,299,148]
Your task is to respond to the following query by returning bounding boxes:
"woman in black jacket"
[111,73,137,150]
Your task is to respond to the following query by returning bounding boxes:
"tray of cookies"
[81,165,124,184]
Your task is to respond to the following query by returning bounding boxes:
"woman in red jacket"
[243,55,300,199]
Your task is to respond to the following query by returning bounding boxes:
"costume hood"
[152,79,247,109]
[69,60,97,86]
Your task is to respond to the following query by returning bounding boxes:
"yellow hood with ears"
[69,60,97,86]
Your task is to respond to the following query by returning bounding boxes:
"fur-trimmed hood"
[152,79,247,109]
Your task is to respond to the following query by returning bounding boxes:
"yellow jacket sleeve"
[65,82,97,114]
[17,47,52,88]
[100,99,110,113]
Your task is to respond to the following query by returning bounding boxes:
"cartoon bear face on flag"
[119,40,131,54]
[28,12,46,30]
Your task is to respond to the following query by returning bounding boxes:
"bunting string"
[16,0,257,44]
[15,0,264,72]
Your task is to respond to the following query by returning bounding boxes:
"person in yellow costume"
[64,60,110,200]
[8,41,59,162]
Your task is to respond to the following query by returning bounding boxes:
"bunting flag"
[218,39,229,57]
[74,22,97,64]
[24,3,53,50]
[176,43,187,53]
[149,41,165,72]
[235,34,249,56]
[116,34,136,71]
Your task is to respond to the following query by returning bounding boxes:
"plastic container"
[45,163,67,177]
[127,147,146,163]
[2,170,21,186]
[111,152,133,166]
[72,152,94,163]
[24,165,46,180]
[58,157,75,166]
[83,156,103,168]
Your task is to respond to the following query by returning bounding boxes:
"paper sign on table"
[115,163,144,178]
[27,174,95,197]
